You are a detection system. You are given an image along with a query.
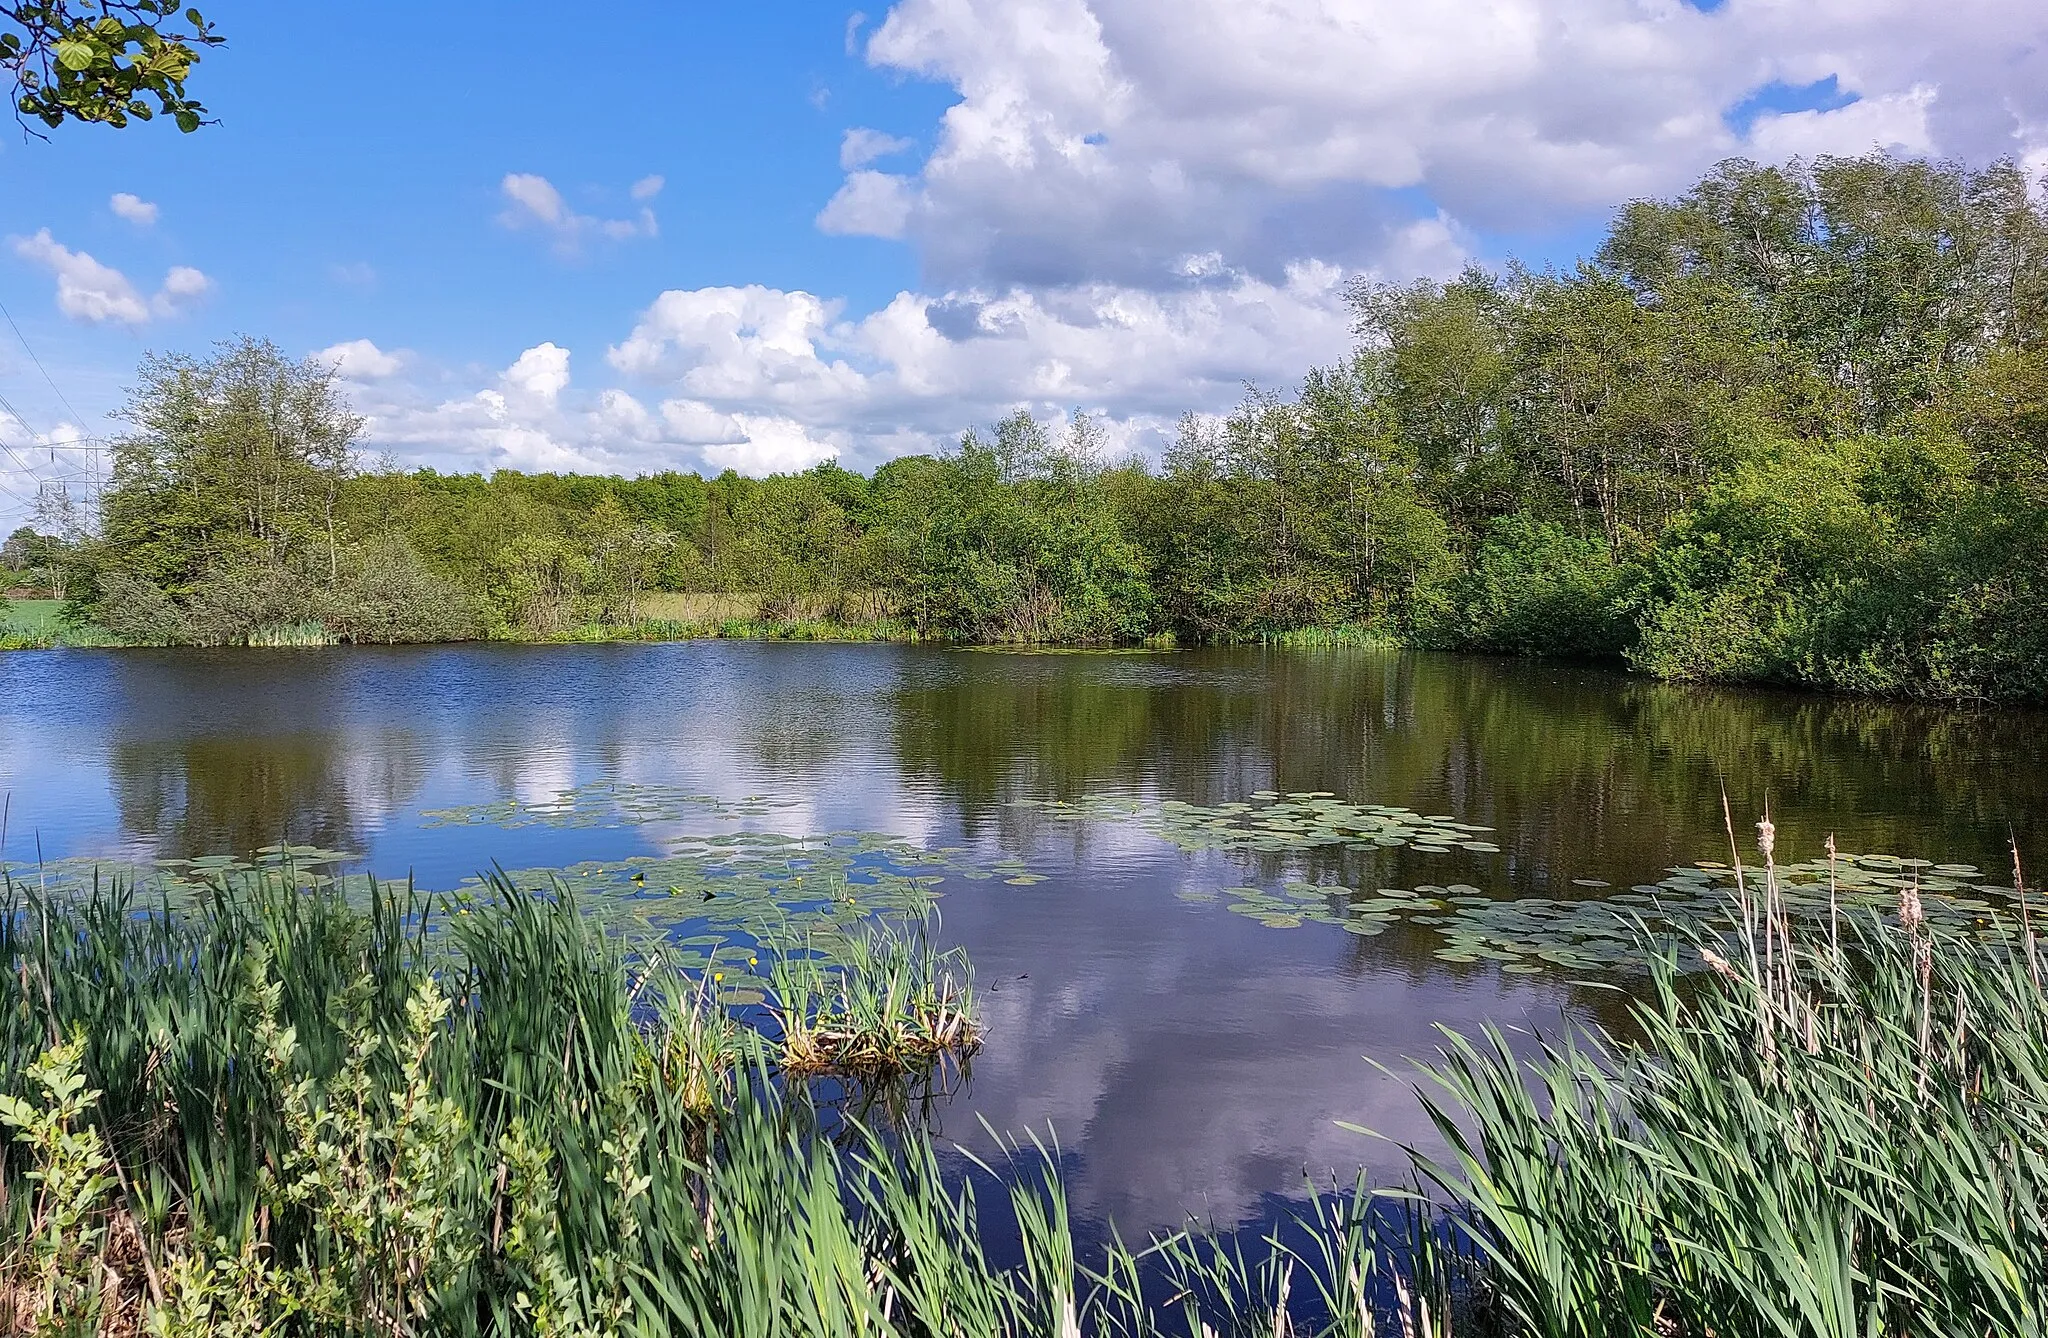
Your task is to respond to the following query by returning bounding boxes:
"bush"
[1430,515,1628,657]
[91,572,195,645]
[330,537,480,644]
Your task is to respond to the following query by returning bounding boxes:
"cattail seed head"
[1900,882,1926,932]
[1756,818,1776,860]
[1701,947,1742,981]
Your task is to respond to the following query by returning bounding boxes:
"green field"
[1,599,65,634]
[0,599,125,649]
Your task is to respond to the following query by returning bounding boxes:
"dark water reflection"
[3,643,2044,1236]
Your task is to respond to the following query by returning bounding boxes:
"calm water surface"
[3,643,2044,1236]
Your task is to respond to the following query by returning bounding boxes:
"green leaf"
[55,41,98,72]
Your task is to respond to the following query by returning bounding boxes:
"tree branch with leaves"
[2,0,221,135]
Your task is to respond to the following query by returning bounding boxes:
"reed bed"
[2,826,2045,1336]
[768,917,980,1079]
[1389,828,2048,1338]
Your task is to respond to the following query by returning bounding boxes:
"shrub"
[1431,515,1628,657]
[330,537,480,644]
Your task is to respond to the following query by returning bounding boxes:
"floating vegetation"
[15,842,360,904]
[19,785,1022,990]
[769,917,980,1079]
[1022,792,2027,976]
[463,836,979,993]
[421,782,1014,986]
[1012,791,1500,855]
[420,777,801,828]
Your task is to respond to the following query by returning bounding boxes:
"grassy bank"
[2,832,2044,1335]
[0,593,927,651]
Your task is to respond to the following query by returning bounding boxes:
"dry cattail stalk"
[1826,834,1840,959]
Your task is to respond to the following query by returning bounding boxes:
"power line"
[0,297,88,431]
[0,299,107,518]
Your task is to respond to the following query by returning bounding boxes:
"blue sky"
[1,3,945,410]
[2,0,2044,526]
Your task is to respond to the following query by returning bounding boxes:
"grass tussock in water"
[3,832,2048,1335]
[767,917,978,1079]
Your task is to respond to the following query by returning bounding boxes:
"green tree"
[88,337,360,642]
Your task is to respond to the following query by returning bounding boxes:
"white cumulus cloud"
[9,230,211,325]
[498,173,659,253]
[109,192,159,227]
[816,171,916,238]
[503,342,571,404]
[318,339,405,380]
[840,127,915,169]
[835,0,2048,288]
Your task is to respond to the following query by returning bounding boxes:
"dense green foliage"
[25,152,2048,698]
[2,0,221,133]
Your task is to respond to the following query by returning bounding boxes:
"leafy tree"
[3,0,221,134]
[87,336,361,642]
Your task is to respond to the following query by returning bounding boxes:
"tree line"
[7,151,2046,700]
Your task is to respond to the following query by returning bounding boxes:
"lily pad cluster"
[12,784,1027,997]
[1010,792,1501,856]
[1187,856,2030,974]
[421,780,799,830]
[10,843,359,906]
[453,830,992,996]
[1017,792,2030,977]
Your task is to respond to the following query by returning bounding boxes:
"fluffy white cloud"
[498,173,658,252]
[318,338,405,380]
[608,286,868,408]
[9,230,211,325]
[502,342,571,403]
[340,250,1384,478]
[1748,82,1938,162]
[840,126,915,169]
[339,340,840,478]
[705,416,841,474]
[326,0,2048,487]
[816,170,916,238]
[109,192,159,227]
[834,0,2048,288]
[158,266,212,310]
[613,260,1353,413]
[11,231,149,324]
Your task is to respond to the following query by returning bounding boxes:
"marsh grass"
[1381,824,2048,1338]
[767,917,980,1080]
[1251,625,1400,649]
[0,600,121,651]
[244,621,340,648]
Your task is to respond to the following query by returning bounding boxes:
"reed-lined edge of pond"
[0,833,2043,1336]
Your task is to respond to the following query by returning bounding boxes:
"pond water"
[3,642,2044,1239]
